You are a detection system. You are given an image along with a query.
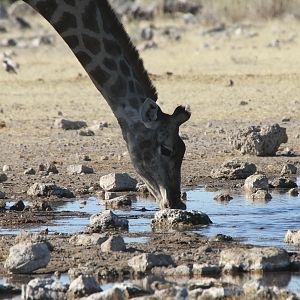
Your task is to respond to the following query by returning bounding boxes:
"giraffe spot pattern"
[103,38,122,56]
[81,1,100,33]
[36,0,57,19]
[103,57,117,71]
[119,60,130,76]
[134,81,144,95]
[75,51,92,65]
[110,76,127,98]
[82,34,101,55]
[54,11,77,33]
[90,66,110,86]
[128,97,139,110]
[64,35,79,49]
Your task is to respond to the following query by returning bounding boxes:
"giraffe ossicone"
[23,0,191,209]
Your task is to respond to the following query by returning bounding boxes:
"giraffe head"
[126,99,191,209]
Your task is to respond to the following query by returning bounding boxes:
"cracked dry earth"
[1,8,300,300]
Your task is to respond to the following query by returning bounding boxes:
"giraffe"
[23,0,191,209]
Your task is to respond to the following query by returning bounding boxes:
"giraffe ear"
[172,105,191,126]
[140,98,159,128]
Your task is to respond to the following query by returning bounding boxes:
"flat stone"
[22,278,68,300]
[211,160,256,179]
[230,123,288,156]
[244,174,269,192]
[69,234,108,246]
[5,242,50,273]
[100,236,126,252]
[27,183,74,198]
[284,230,300,245]
[128,253,174,273]
[270,177,298,189]
[100,172,137,192]
[0,173,8,182]
[54,118,87,130]
[151,209,212,229]
[192,264,221,276]
[89,210,128,231]
[67,275,102,299]
[67,164,93,174]
[104,195,133,208]
[220,246,290,272]
[281,163,297,176]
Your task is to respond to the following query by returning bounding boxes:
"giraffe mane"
[99,0,158,102]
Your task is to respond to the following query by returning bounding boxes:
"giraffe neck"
[24,0,157,131]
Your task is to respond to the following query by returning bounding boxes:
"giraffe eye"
[161,145,172,156]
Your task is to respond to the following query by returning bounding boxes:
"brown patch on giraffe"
[110,76,127,98]
[54,11,77,33]
[64,0,75,6]
[103,38,122,57]
[75,51,92,65]
[81,1,100,33]
[103,58,117,71]
[119,60,130,76]
[82,34,101,55]
[128,97,139,110]
[64,35,79,49]
[35,0,58,19]
[90,66,110,86]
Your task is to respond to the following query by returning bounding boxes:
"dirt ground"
[1,5,300,297]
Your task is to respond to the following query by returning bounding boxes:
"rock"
[250,190,272,201]
[128,253,174,273]
[213,193,233,202]
[230,123,288,156]
[211,160,257,179]
[140,26,154,40]
[281,163,297,175]
[0,283,21,295]
[154,287,188,299]
[5,242,50,273]
[82,287,124,300]
[284,230,300,245]
[104,192,117,200]
[69,234,108,246]
[244,174,269,192]
[164,264,191,276]
[9,200,25,211]
[163,0,201,14]
[0,191,6,199]
[114,282,151,298]
[0,173,8,182]
[30,201,52,211]
[270,177,298,189]
[192,264,221,276]
[78,129,95,136]
[67,275,102,299]
[27,183,74,198]
[100,173,137,192]
[288,188,299,196]
[220,246,290,272]
[43,162,59,174]
[89,210,128,231]
[24,167,36,175]
[151,209,212,229]
[22,278,68,300]
[2,165,11,172]
[100,236,126,252]
[209,234,233,242]
[67,164,93,174]
[104,195,133,208]
[201,286,243,299]
[54,118,87,130]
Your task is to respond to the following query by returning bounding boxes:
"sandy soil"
[0,7,300,297]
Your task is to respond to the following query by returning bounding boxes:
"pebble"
[53,118,87,130]
[2,165,11,172]
[0,173,8,182]
[67,164,93,174]
[0,191,6,199]
[24,167,36,175]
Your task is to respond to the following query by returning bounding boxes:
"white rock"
[89,210,128,231]
[220,246,290,272]
[2,165,11,172]
[128,253,174,273]
[284,230,300,245]
[99,173,137,192]
[67,165,93,174]
[22,278,68,300]
[67,275,102,299]
[244,174,269,192]
[100,236,126,252]
[5,242,50,273]
[69,234,108,246]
